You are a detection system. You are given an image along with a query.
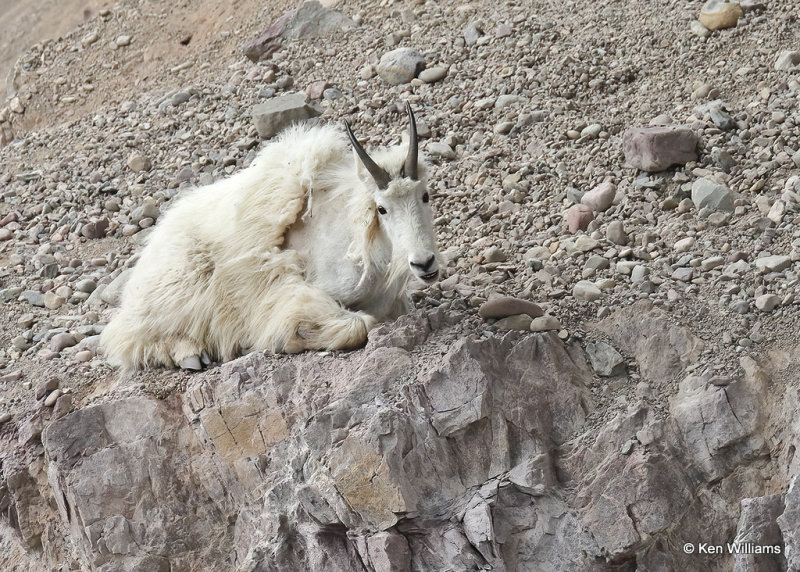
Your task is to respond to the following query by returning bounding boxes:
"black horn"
[344,120,390,189]
[404,102,418,180]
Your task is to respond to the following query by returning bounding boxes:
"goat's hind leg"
[167,337,206,370]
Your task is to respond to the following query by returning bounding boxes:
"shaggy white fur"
[100,120,439,368]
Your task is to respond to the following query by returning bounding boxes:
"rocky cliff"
[2,302,798,570]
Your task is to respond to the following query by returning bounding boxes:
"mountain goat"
[100,103,440,369]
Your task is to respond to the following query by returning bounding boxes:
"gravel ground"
[0,0,799,426]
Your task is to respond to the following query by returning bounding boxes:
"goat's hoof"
[200,351,212,366]
[178,355,202,371]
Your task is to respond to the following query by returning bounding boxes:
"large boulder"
[622,126,699,172]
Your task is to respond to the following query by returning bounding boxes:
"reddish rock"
[81,217,110,239]
[566,204,594,233]
[622,126,699,172]
[306,80,330,100]
[242,11,293,62]
[581,182,616,212]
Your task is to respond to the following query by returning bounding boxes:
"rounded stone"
[581,182,616,212]
[494,314,533,331]
[50,333,78,353]
[75,350,94,362]
[530,316,562,332]
[377,47,426,85]
[573,281,603,301]
[699,0,743,31]
[606,221,629,245]
[755,294,780,312]
[418,66,448,83]
[566,204,594,234]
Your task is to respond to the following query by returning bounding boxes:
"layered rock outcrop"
[2,307,799,570]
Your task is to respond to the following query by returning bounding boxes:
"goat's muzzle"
[410,253,439,284]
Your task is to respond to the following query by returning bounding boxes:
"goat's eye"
[422,192,430,203]
[377,206,388,215]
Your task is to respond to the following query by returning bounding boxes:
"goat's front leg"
[252,280,376,354]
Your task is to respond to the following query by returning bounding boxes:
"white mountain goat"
[100,103,440,369]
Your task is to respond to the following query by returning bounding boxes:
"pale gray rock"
[99,269,133,307]
[281,1,355,39]
[425,141,455,159]
[18,290,45,307]
[755,294,780,312]
[506,454,554,496]
[75,279,97,294]
[530,316,561,332]
[251,93,321,139]
[494,314,533,331]
[622,126,699,172]
[573,280,602,301]
[575,449,693,559]
[49,333,77,353]
[129,200,160,225]
[242,1,354,62]
[755,255,791,273]
[376,48,425,85]
[775,51,800,71]
[692,177,735,212]
[606,221,629,245]
[709,105,736,131]
[367,531,411,572]
[585,341,626,377]
[126,152,151,173]
[418,66,448,83]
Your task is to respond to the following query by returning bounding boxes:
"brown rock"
[81,217,109,238]
[306,80,329,99]
[699,0,743,31]
[35,377,60,400]
[622,126,699,172]
[479,296,544,320]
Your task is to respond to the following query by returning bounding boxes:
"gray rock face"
[376,48,426,85]
[778,477,800,572]
[622,126,699,172]
[670,358,768,482]
[3,309,800,571]
[590,300,704,383]
[251,93,322,139]
[10,314,598,571]
[42,398,229,570]
[733,494,787,572]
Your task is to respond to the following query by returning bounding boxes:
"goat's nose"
[410,254,436,272]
